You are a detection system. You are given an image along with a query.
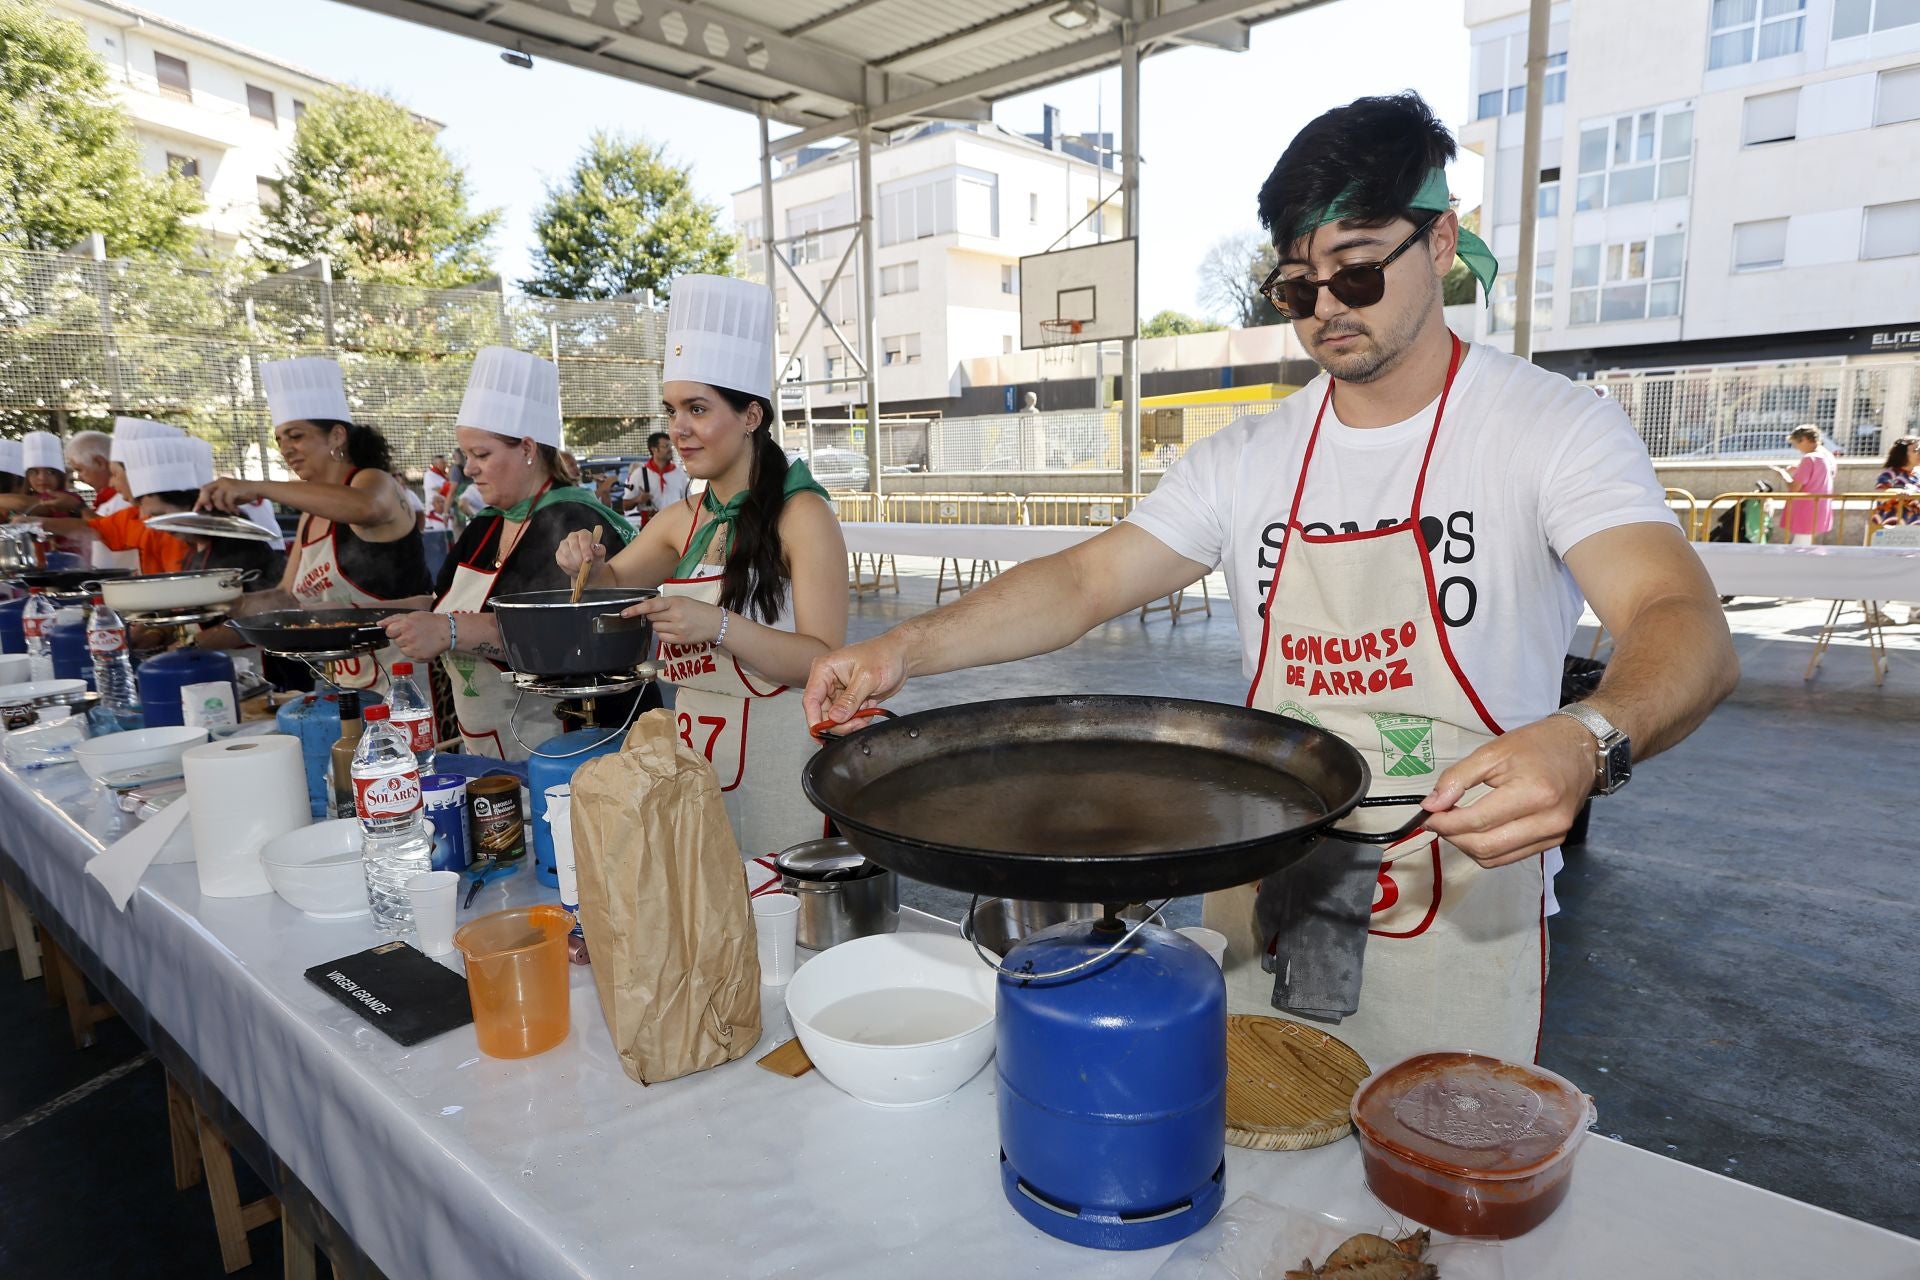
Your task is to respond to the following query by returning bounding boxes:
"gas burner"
[508,670,644,699]
[124,606,233,628]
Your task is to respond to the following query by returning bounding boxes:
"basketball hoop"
[1039,317,1082,373]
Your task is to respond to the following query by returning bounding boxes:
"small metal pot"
[961,898,1158,958]
[776,838,899,951]
[491,588,658,677]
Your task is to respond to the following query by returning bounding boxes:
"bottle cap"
[362,705,390,722]
[392,661,413,675]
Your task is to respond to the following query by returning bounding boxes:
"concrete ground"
[1,560,1913,1278]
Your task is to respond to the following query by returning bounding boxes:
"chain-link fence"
[1587,360,1920,461]
[0,245,668,478]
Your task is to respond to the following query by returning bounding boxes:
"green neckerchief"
[479,482,635,543]
[672,458,831,579]
[1294,167,1499,301]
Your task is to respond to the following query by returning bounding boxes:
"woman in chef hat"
[0,431,88,516]
[197,357,434,700]
[0,439,27,497]
[380,346,635,760]
[556,274,848,862]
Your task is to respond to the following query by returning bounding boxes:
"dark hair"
[1257,92,1457,250]
[149,489,201,511]
[309,418,395,474]
[0,473,22,496]
[647,431,671,452]
[486,434,579,486]
[710,388,789,624]
[1888,436,1919,471]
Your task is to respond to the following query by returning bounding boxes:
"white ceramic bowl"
[71,725,209,782]
[786,931,997,1108]
[0,677,87,708]
[258,819,368,919]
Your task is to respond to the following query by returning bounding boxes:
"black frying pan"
[13,568,134,592]
[224,608,391,656]
[802,694,1429,903]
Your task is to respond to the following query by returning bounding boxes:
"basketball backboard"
[1019,239,1138,350]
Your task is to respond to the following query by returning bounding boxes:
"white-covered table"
[1,757,1916,1278]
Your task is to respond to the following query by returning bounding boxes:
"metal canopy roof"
[331,0,1316,148]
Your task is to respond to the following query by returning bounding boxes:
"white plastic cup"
[407,870,461,957]
[1177,926,1229,969]
[751,892,801,986]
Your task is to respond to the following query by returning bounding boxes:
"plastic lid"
[362,705,390,721]
[90,595,104,605]
[392,661,413,675]
[774,838,870,878]
[1352,1051,1590,1179]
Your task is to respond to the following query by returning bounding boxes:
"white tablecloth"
[2,759,1916,1279]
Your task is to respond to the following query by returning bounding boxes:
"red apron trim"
[1292,521,1417,545]
[1368,842,1443,939]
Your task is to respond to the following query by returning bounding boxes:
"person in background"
[0,432,87,516]
[1870,435,1920,625]
[64,431,120,512]
[1773,425,1835,546]
[421,453,452,578]
[625,430,688,526]
[0,440,24,497]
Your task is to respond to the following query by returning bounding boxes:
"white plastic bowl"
[71,725,209,782]
[258,818,368,919]
[786,931,997,1108]
[0,677,87,708]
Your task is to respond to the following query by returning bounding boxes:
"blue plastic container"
[276,693,340,819]
[0,597,26,654]
[996,920,1227,1251]
[526,727,625,887]
[137,648,235,728]
[49,618,90,684]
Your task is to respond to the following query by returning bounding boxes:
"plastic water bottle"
[87,596,140,721]
[351,705,434,934]
[22,589,56,682]
[387,661,436,774]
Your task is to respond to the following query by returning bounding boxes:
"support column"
[1511,0,1550,360]
[857,123,883,499]
[758,108,783,443]
[1120,24,1142,494]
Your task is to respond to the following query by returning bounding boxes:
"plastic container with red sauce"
[1350,1050,1596,1239]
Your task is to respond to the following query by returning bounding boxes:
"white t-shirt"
[239,498,288,551]
[628,460,689,515]
[1127,341,1676,735]
[422,468,450,532]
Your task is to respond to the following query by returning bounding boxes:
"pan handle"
[809,706,896,742]
[593,612,652,635]
[1322,793,1433,846]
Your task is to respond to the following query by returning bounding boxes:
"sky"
[135,0,1481,320]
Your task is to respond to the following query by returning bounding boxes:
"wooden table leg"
[41,937,118,1050]
[281,1214,318,1280]
[194,1103,282,1273]
[165,1073,204,1192]
[2,883,40,981]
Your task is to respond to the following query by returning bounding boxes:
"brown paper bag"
[570,710,762,1084]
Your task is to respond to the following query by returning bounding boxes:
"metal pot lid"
[774,837,874,880]
[492,588,657,610]
[142,512,279,543]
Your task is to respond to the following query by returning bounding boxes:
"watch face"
[1606,739,1633,788]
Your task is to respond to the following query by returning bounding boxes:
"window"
[1709,0,1805,69]
[246,84,276,124]
[1000,263,1017,294]
[293,99,306,121]
[1876,65,1920,126]
[154,51,191,101]
[738,217,764,251]
[788,205,829,264]
[957,173,998,237]
[1733,218,1790,270]
[1570,233,1684,322]
[827,275,858,325]
[166,153,200,188]
[1472,28,1569,120]
[882,333,922,366]
[1863,200,1920,258]
[1028,192,1040,224]
[879,175,956,246]
[256,178,278,211]
[1538,168,1561,219]
[1490,251,1554,333]
[1743,89,1800,144]
[1003,335,1015,355]
[880,262,918,295]
[1835,0,1920,39]
[1577,108,1692,209]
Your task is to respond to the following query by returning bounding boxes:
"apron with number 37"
[1207,334,1546,1069]
[655,518,821,864]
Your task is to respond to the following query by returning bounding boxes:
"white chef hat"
[0,440,23,477]
[457,347,563,448]
[109,416,186,463]
[123,436,215,499]
[23,431,64,472]
[261,357,353,427]
[662,275,773,402]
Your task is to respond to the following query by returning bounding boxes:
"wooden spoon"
[569,525,604,603]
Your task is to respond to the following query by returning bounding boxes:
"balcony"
[112,67,256,150]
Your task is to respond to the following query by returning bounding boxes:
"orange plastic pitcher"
[454,904,572,1058]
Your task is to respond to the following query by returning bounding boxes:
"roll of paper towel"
[183,734,311,897]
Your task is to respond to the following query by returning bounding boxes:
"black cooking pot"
[491,588,657,677]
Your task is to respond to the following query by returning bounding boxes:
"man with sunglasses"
[804,92,1734,1068]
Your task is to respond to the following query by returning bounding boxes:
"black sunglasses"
[1260,212,1442,320]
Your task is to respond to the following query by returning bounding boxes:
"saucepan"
[802,694,1431,904]
[491,588,658,678]
[99,568,254,614]
[223,608,392,657]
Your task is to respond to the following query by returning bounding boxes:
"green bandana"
[672,458,832,579]
[479,482,635,542]
[1296,167,1499,302]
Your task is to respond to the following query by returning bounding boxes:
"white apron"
[434,515,559,762]
[289,507,426,716]
[1209,335,1546,1069]
[657,515,822,863]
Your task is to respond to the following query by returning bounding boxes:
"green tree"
[255,88,499,286]
[0,0,202,256]
[522,133,737,300]
[1141,309,1222,339]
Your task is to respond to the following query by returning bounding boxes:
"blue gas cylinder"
[527,726,625,887]
[49,618,90,684]
[0,597,26,654]
[137,647,235,728]
[996,919,1226,1251]
[276,692,340,819]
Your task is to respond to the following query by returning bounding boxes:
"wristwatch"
[1553,702,1632,795]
